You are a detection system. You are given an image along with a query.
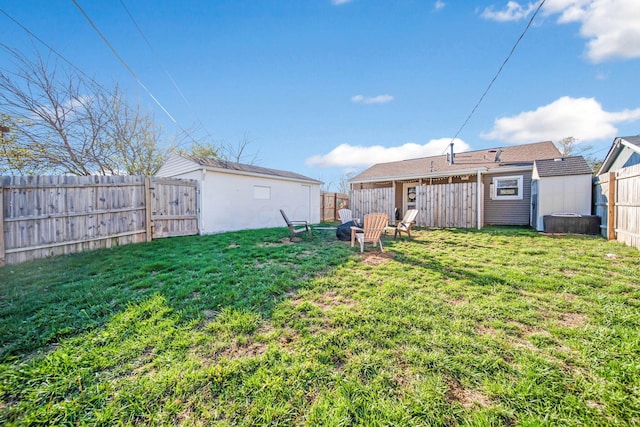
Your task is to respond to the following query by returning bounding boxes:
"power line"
[118,0,216,142]
[448,0,547,148]
[0,8,110,93]
[70,0,177,124]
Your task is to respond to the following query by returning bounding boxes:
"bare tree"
[0,47,170,176]
[556,136,580,157]
[555,136,603,172]
[220,133,259,164]
[338,171,357,194]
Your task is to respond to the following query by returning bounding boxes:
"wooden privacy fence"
[320,191,349,222]
[351,182,478,229]
[351,188,395,224]
[416,182,477,228]
[0,175,199,266]
[594,164,640,250]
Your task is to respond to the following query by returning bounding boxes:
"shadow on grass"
[0,226,353,362]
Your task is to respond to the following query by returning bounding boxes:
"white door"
[403,184,417,216]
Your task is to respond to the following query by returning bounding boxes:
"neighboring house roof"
[533,156,592,178]
[597,135,640,175]
[159,153,322,184]
[351,141,561,182]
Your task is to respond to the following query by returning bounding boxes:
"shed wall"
[533,174,592,231]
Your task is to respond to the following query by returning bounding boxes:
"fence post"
[0,182,4,266]
[145,177,153,242]
[607,171,616,241]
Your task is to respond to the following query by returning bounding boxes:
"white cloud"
[481,0,640,62]
[563,0,640,62]
[434,1,446,11]
[480,1,538,22]
[351,94,394,104]
[331,0,352,5]
[305,138,471,168]
[481,96,640,143]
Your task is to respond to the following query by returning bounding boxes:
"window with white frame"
[491,176,523,200]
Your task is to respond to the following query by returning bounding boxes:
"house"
[349,141,564,229]
[594,135,640,249]
[597,135,640,174]
[156,153,322,234]
[530,156,594,232]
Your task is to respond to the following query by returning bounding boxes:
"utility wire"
[0,8,111,94]
[118,0,216,142]
[446,0,547,150]
[70,0,177,124]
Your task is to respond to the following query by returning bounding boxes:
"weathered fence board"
[1,176,199,266]
[416,182,477,228]
[320,192,349,222]
[150,178,199,238]
[594,164,640,250]
[351,188,395,223]
[350,182,478,229]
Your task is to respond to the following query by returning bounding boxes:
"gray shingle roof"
[534,156,592,177]
[181,154,322,183]
[621,135,640,147]
[351,141,561,182]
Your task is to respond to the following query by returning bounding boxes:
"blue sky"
[1,0,639,190]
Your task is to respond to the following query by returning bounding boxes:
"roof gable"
[597,135,640,175]
[351,141,561,182]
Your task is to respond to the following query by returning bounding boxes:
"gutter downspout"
[477,169,482,230]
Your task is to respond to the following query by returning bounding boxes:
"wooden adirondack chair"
[280,209,312,239]
[351,213,389,252]
[338,208,353,224]
[394,209,419,239]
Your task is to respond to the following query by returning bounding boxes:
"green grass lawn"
[1,226,639,426]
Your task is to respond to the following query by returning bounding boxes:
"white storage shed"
[157,153,322,234]
[530,156,593,232]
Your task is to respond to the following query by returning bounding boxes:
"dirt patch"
[555,292,578,302]
[449,297,467,306]
[561,269,578,278]
[314,290,359,310]
[446,378,492,408]
[256,239,299,248]
[360,251,395,266]
[557,312,587,328]
[219,340,268,359]
[476,324,503,339]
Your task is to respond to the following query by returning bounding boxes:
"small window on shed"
[254,185,271,200]
[491,176,523,200]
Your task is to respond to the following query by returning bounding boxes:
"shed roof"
[350,141,561,182]
[534,156,592,177]
[180,154,322,184]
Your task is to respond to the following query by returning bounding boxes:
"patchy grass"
[1,226,639,425]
